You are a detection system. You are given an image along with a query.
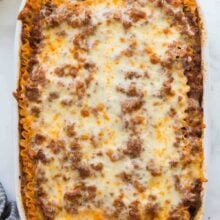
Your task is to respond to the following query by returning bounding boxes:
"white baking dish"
[13,0,210,219]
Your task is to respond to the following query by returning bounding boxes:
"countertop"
[0,0,219,219]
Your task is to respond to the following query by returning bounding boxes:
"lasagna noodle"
[17,0,205,219]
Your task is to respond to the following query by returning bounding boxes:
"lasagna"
[15,0,205,219]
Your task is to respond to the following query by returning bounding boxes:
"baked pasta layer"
[16,0,205,219]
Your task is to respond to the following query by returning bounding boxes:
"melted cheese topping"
[21,0,204,219]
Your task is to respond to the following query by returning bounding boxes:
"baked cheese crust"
[16,0,205,219]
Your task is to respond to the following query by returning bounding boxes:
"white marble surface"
[0,0,220,219]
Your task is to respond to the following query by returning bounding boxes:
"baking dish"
[13,0,210,219]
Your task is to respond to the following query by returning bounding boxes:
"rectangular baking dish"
[13,0,211,219]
